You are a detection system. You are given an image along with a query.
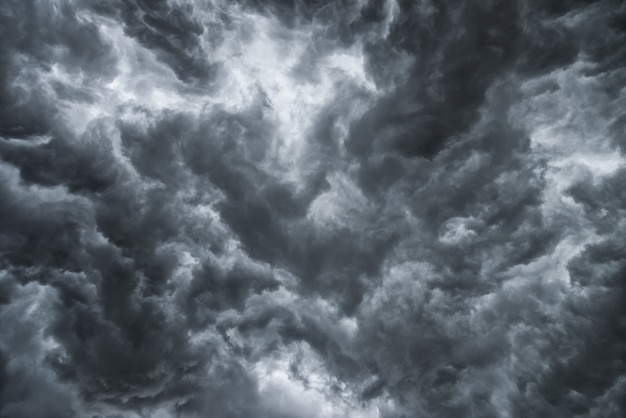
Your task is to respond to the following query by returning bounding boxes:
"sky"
[0,0,625,417]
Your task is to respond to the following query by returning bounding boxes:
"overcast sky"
[1,1,625,417]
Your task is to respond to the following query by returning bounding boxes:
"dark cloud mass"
[0,0,625,417]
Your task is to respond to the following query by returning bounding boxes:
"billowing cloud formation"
[1,0,625,417]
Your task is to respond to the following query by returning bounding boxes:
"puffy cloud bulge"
[0,0,625,417]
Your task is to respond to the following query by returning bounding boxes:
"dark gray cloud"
[84,0,215,84]
[0,0,625,417]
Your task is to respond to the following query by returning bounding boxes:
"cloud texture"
[0,0,625,416]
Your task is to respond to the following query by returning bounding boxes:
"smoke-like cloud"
[0,0,625,417]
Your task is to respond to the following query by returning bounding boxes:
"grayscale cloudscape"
[0,0,625,417]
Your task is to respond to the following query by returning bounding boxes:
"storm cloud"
[0,0,625,417]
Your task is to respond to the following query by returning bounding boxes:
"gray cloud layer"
[1,0,625,417]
